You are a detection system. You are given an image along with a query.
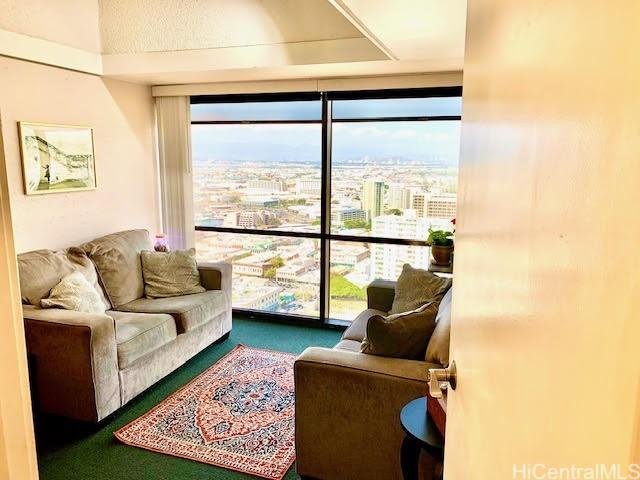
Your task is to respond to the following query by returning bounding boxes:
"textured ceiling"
[0,0,101,52]
[98,0,364,54]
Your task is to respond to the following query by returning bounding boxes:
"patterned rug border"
[114,344,297,480]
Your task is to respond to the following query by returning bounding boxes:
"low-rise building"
[234,253,276,277]
[331,243,370,267]
[276,264,308,283]
[331,207,367,225]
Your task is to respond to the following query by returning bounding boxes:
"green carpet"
[36,316,342,480]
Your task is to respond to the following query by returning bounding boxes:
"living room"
[2,1,640,480]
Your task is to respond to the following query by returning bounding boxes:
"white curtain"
[156,96,194,250]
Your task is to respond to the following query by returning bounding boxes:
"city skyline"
[191,99,460,320]
[193,153,457,320]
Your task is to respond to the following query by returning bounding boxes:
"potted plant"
[427,227,454,266]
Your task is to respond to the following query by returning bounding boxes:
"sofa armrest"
[22,306,120,422]
[198,262,232,295]
[367,279,396,311]
[294,347,434,480]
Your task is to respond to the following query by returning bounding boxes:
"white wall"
[0,56,160,252]
[0,0,101,52]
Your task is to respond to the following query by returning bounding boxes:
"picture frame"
[18,122,97,195]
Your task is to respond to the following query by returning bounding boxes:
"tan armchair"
[295,280,449,480]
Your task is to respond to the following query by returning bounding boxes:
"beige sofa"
[18,229,232,422]
[295,280,451,480]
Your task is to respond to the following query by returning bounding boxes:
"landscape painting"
[18,122,97,195]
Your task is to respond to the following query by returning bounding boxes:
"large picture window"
[191,88,461,324]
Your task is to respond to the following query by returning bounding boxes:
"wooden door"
[446,0,640,478]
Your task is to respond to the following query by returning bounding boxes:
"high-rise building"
[362,180,384,219]
[370,243,430,281]
[370,215,452,279]
[371,215,432,240]
[410,191,427,217]
[426,193,457,219]
[388,183,411,210]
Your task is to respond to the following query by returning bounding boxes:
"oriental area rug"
[115,345,297,480]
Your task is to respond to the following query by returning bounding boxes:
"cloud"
[391,130,418,139]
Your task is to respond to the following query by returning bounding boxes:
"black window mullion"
[326,86,462,101]
[332,116,461,123]
[319,93,332,323]
[191,119,322,125]
[191,92,321,104]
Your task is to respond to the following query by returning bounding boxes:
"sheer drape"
[155,96,193,250]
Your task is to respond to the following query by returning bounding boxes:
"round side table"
[400,396,444,480]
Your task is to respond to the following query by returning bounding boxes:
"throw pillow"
[40,271,106,314]
[66,247,111,310]
[141,249,206,299]
[425,287,453,366]
[390,263,452,314]
[360,302,440,360]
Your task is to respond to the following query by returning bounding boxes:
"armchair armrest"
[22,306,120,422]
[198,262,232,296]
[367,279,396,312]
[294,347,434,480]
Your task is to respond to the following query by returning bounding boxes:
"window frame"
[191,86,462,327]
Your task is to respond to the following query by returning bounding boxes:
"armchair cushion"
[109,311,177,368]
[390,263,452,314]
[82,229,152,307]
[334,339,362,352]
[141,249,205,299]
[341,308,387,342]
[117,290,228,334]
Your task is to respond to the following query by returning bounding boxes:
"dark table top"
[400,397,444,454]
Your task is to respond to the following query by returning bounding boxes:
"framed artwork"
[18,122,97,195]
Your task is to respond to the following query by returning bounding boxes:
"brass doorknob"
[427,361,457,398]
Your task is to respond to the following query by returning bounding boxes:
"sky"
[191,98,462,165]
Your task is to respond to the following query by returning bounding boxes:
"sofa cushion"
[116,290,228,334]
[141,249,205,299]
[41,272,106,314]
[109,311,177,369]
[342,308,387,342]
[390,263,452,314]
[425,287,453,366]
[18,249,76,305]
[17,248,110,308]
[82,230,152,307]
[360,302,440,360]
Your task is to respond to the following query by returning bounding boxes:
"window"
[191,88,461,323]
